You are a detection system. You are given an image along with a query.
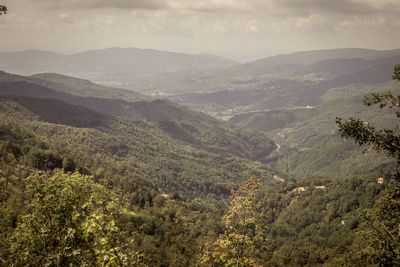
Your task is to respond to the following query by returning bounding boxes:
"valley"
[0,47,399,266]
[3,0,400,263]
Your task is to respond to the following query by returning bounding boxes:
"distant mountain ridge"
[1,47,400,117]
[0,47,239,94]
[0,47,238,73]
[168,49,400,117]
[222,48,400,77]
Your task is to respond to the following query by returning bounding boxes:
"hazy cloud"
[29,0,400,16]
[167,0,400,16]
[32,0,169,10]
[270,0,376,15]
[2,0,400,61]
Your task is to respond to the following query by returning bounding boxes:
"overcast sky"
[1,0,400,61]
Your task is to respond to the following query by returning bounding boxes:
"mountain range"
[2,47,400,119]
[168,48,400,117]
[1,47,399,179]
[0,47,238,95]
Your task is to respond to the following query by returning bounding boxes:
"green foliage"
[0,111,229,266]
[347,182,400,265]
[8,171,140,266]
[63,157,76,173]
[276,135,395,179]
[9,96,112,128]
[393,64,400,81]
[336,64,400,266]
[0,97,390,266]
[231,79,400,179]
[0,95,275,198]
[257,175,382,266]
[28,148,63,170]
[2,66,399,266]
[201,178,267,266]
[0,5,6,15]
[0,71,277,163]
[9,171,96,266]
[337,64,400,166]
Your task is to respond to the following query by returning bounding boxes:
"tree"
[336,64,400,265]
[63,157,76,173]
[8,171,141,266]
[347,184,400,266]
[200,178,267,266]
[0,5,7,15]
[336,64,400,169]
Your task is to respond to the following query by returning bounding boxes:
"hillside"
[0,111,226,266]
[0,94,277,195]
[222,48,400,76]
[0,71,277,162]
[230,81,400,178]
[169,51,400,117]
[0,71,150,102]
[0,67,398,266]
[0,105,389,265]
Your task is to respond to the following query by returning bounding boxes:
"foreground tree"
[337,64,400,265]
[200,178,267,266]
[336,64,400,168]
[8,171,141,266]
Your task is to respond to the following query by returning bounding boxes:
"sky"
[1,0,400,62]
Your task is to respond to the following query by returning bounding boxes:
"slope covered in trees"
[1,67,399,265]
[0,88,278,265]
[0,107,390,265]
[230,80,400,179]
[0,66,287,265]
[0,71,277,161]
[0,121,220,265]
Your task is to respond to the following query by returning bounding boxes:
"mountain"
[0,94,388,266]
[0,98,243,265]
[0,71,276,162]
[222,48,400,76]
[0,96,273,195]
[1,58,398,265]
[4,96,113,128]
[0,47,239,94]
[2,48,399,110]
[0,71,149,102]
[168,49,400,118]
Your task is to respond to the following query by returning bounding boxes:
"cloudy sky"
[1,0,400,61]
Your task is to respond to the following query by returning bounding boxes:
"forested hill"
[0,71,276,161]
[229,80,399,179]
[0,71,149,101]
[0,70,278,265]
[0,103,389,265]
[0,68,398,265]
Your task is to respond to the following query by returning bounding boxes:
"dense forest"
[0,62,399,266]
